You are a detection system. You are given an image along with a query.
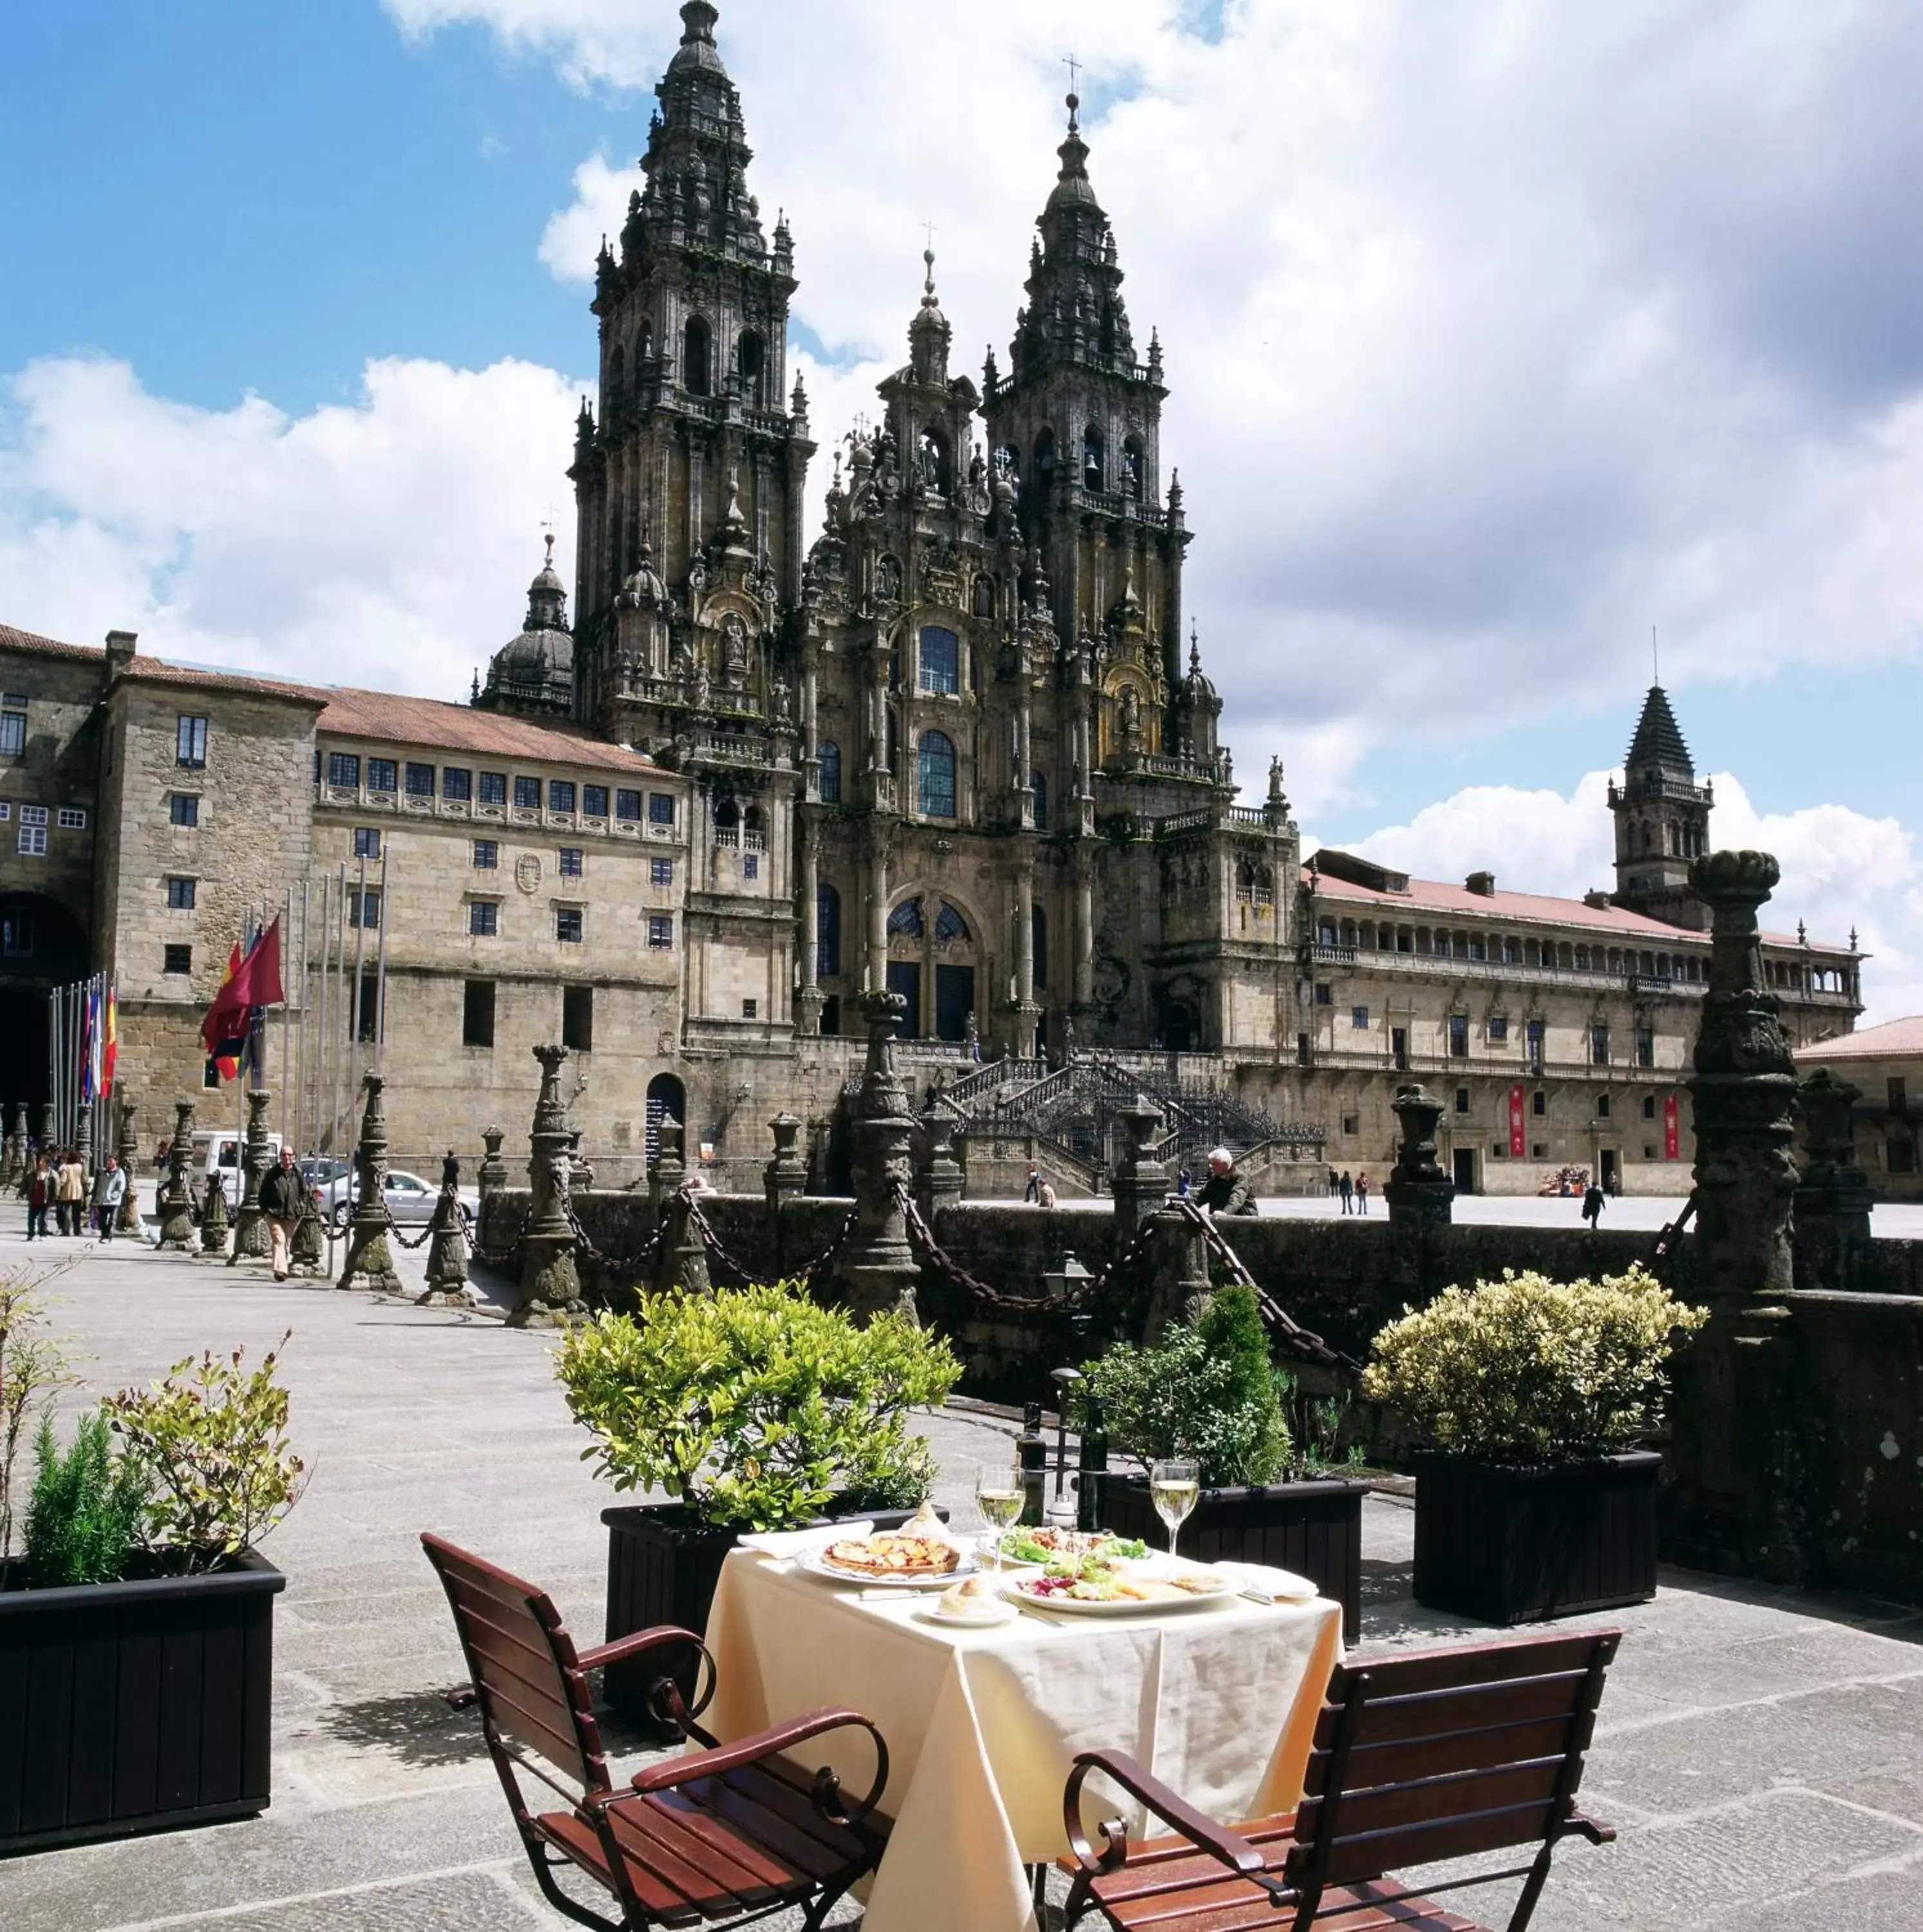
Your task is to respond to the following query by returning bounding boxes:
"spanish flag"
[204,943,248,1084]
[101,985,118,1096]
[201,922,285,1085]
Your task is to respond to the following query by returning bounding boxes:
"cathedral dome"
[474,535,575,718]
[668,1,727,75]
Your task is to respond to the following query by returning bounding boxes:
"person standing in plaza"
[93,1157,126,1242]
[1582,1179,1606,1230]
[1023,1164,1041,1203]
[56,1148,86,1235]
[1355,1170,1370,1215]
[26,1154,51,1239]
[259,1146,305,1282]
[1338,1170,1354,1215]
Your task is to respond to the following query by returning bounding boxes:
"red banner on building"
[1509,1084,1526,1159]
[1663,1092,1680,1160]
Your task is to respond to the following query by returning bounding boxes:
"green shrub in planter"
[24,1410,150,1587]
[555,1280,961,1531]
[1361,1265,1706,1463]
[1080,1285,1293,1485]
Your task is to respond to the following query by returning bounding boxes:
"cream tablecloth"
[703,1547,1343,1932]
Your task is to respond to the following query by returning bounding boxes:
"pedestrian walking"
[1022,1164,1041,1204]
[259,1146,305,1281]
[1355,1170,1370,1215]
[1582,1181,1606,1230]
[26,1155,51,1240]
[93,1157,127,1242]
[1338,1170,1354,1215]
[56,1149,86,1236]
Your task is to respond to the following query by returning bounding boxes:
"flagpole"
[374,845,390,1079]
[280,886,292,1148]
[330,863,346,1154]
[314,874,329,1154]
[348,854,368,1103]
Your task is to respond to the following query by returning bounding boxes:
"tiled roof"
[315,687,655,772]
[1,623,325,703]
[1796,1015,1923,1061]
[0,623,103,662]
[1307,866,1709,941]
[1625,684,1694,774]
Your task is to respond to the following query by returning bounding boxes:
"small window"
[556,906,583,943]
[442,766,471,803]
[1532,1091,1547,1117]
[473,839,498,869]
[328,752,361,789]
[167,876,196,909]
[353,826,380,858]
[1341,1113,1360,1137]
[164,943,192,974]
[17,818,45,856]
[650,857,673,887]
[1596,1094,1611,1120]
[204,1062,220,1090]
[1488,1016,1508,1042]
[1466,936,1486,961]
[469,900,498,937]
[1890,1140,1918,1175]
[404,761,435,797]
[1350,1005,1369,1031]
[170,794,199,828]
[817,882,841,977]
[558,847,583,878]
[616,788,642,822]
[0,802,10,819]
[348,888,382,929]
[817,741,842,804]
[562,985,594,1052]
[1532,1142,1548,1160]
[478,770,507,806]
[1492,1141,1506,1160]
[549,779,576,815]
[1314,983,1332,1006]
[462,979,495,1047]
[356,969,380,1042]
[1083,422,1104,490]
[743,853,759,880]
[56,806,86,829]
[583,784,609,818]
[741,998,758,1020]
[1636,1025,1655,1068]
[919,626,960,696]
[648,914,674,949]
[1449,1014,1470,1058]
[1591,1024,1611,1066]
[514,775,541,810]
[648,791,676,826]
[1526,1019,1546,1063]
[0,710,24,757]
[1030,769,1048,829]
[1643,1095,1658,1119]
[368,757,397,793]
[1455,1087,1470,1113]
[176,715,208,768]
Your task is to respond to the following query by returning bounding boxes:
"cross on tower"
[1063,52,1081,95]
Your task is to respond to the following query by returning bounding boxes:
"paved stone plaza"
[4,1227,1920,1931]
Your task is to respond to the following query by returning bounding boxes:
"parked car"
[315,1169,478,1229]
[298,1156,348,1191]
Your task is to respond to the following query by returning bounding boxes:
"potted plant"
[0,1321,305,1852]
[555,1279,960,1723]
[1085,1286,1372,1642]
[1363,1265,1707,1624]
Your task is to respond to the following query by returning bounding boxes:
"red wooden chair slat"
[422,1531,890,1932]
[1061,1630,1620,1932]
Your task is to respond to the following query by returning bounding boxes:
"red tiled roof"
[1797,1015,1923,1061]
[0,623,102,661]
[1305,866,1707,941]
[315,687,654,772]
[1,623,325,703]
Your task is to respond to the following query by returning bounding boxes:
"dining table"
[701,1535,1344,1932]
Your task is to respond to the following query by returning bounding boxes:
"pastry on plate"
[819,1533,962,1577]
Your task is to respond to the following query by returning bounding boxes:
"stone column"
[1142,1204,1215,1345]
[37,1101,55,1159]
[1010,867,1040,1061]
[1667,849,1805,1581]
[866,839,889,994]
[3,1103,24,1188]
[837,989,920,1323]
[1110,1096,1170,1237]
[513,1045,585,1327]
[796,819,822,1037]
[649,1112,686,1217]
[420,1156,475,1308]
[229,1088,274,1264]
[913,1101,965,1220]
[115,1098,140,1232]
[199,1166,229,1255]
[1792,1068,1874,1295]
[764,1111,807,1211]
[75,1100,93,1182]
[338,1073,403,1294]
[1072,853,1095,1010]
[158,1101,197,1251]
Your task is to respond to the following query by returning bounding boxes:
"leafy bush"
[1081,1285,1293,1487]
[24,1410,150,1587]
[554,1282,961,1531]
[106,1335,307,1573]
[1361,1266,1707,1464]
[1,1265,75,1557]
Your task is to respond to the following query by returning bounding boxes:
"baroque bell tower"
[1609,685,1714,929]
[569,0,815,749]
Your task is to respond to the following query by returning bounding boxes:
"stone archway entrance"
[0,893,89,1113]
[884,893,980,1043]
[645,1072,687,1164]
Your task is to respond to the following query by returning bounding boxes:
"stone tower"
[1609,687,1714,929]
[981,91,1192,743]
[472,535,575,717]
[567,0,815,749]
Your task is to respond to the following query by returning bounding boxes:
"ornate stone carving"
[515,1045,586,1327]
[837,989,920,1322]
[339,1074,403,1294]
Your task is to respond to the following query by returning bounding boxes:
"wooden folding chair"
[1059,1628,1620,1932]
[422,1532,890,1931]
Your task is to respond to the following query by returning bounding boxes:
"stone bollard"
[1141,1205,1212,1344]
[764,1112,807,1212]
[290,1194,327,1275]
[651,1185,711,1294]
[419,1152,475,1308]
[477,1123,507,1251]
[229,1089,275,1265]
[912,1101,965,1222]
[338,1072,403,1293]
[569,1128,596,1194]
[1383,1082,1455,1296]
[649,1113,687,1218]
[158,1102,197,1250]
[1793,1068,1875,1296]
[512,1045,585,1327]
[837,989,921,1324]
[37,1102,56,1162]
[200,1168,230,1255]
[1110,1096,1170,1237]
[115,1097,141,1233]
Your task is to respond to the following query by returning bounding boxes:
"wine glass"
[975,1459,1025,1573]
[1150,1459,1201,1561]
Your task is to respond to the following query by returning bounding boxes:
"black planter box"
[1412,1450,1661,1625]
[0,1550,285,1854]
[602,1502,935,1725]
[1104,1476,1369,1644]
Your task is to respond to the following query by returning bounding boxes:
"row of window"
[811,738,1050,826]
[319,752,677,826]
[1319,916,1709,983]
[463,900,673,949]
[4,800,86,856]
[1317,994,1658,1067]
[1000,424,1146,499]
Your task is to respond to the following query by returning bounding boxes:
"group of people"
[25,1150,128,1241]
[1024,1147,1260,1217]
[1325,1168,1371,1215]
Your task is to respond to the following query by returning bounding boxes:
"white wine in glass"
[1149,1459,1201,1559]
[976,1464,1024,1572]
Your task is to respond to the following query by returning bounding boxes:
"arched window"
[1029,768,1047,830]
[1032,902,1048,987]
[608,342,625,403]
[919,625,960,696]
[683,315,711,396]
[1122,437,1143,500]
[934,900,970,943]
[1034,429,1056,485]
[887,896,924,940]
[1083,423,1104,490]
[917,730,956,818]
[972,574,995,619]
[817,739,841,804]
[737,328,763,402]
[743,804,764,846]
[816,882,840,978]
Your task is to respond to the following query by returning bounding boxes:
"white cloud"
[1321,772,1923,1025]
[0,354,583,697]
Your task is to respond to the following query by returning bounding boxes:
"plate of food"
[918,1573,1019,1626]
[1004,1549,1236,1616]
[995,1526,1149,1569]
[800,1531,972,1589]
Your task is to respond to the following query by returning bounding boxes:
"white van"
[189,1128,285,1201]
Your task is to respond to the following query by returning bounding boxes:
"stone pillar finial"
[420,1157,475,1308]
[513,1044,585,1327]
[1111,1095,1169,1236]
[913,1101,965,1220]
[158,1101,198,1251]
[1792,1068,1873,1293]
[1383,1083,1455,1231]
[764,1110,807,1212]
[338,1072,403,1293]
[837,989,920,1323]
[115,1097,140,1232]
[200,1163,230,1255]
[229,1088,275,1265]
[649,1110,687,1217]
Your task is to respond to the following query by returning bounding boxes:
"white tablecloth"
[703,1548,1343,1932]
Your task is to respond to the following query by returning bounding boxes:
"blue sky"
[3,1,1919,1009]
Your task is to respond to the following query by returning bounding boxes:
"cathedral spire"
[907,247,951,386]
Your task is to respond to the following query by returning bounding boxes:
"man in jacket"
[93,1157,128,1242]
[258,1146,306,1282]
[56,1150,86,1235]
[26,1155,51,1239]
[1197,1147,1258,1218]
